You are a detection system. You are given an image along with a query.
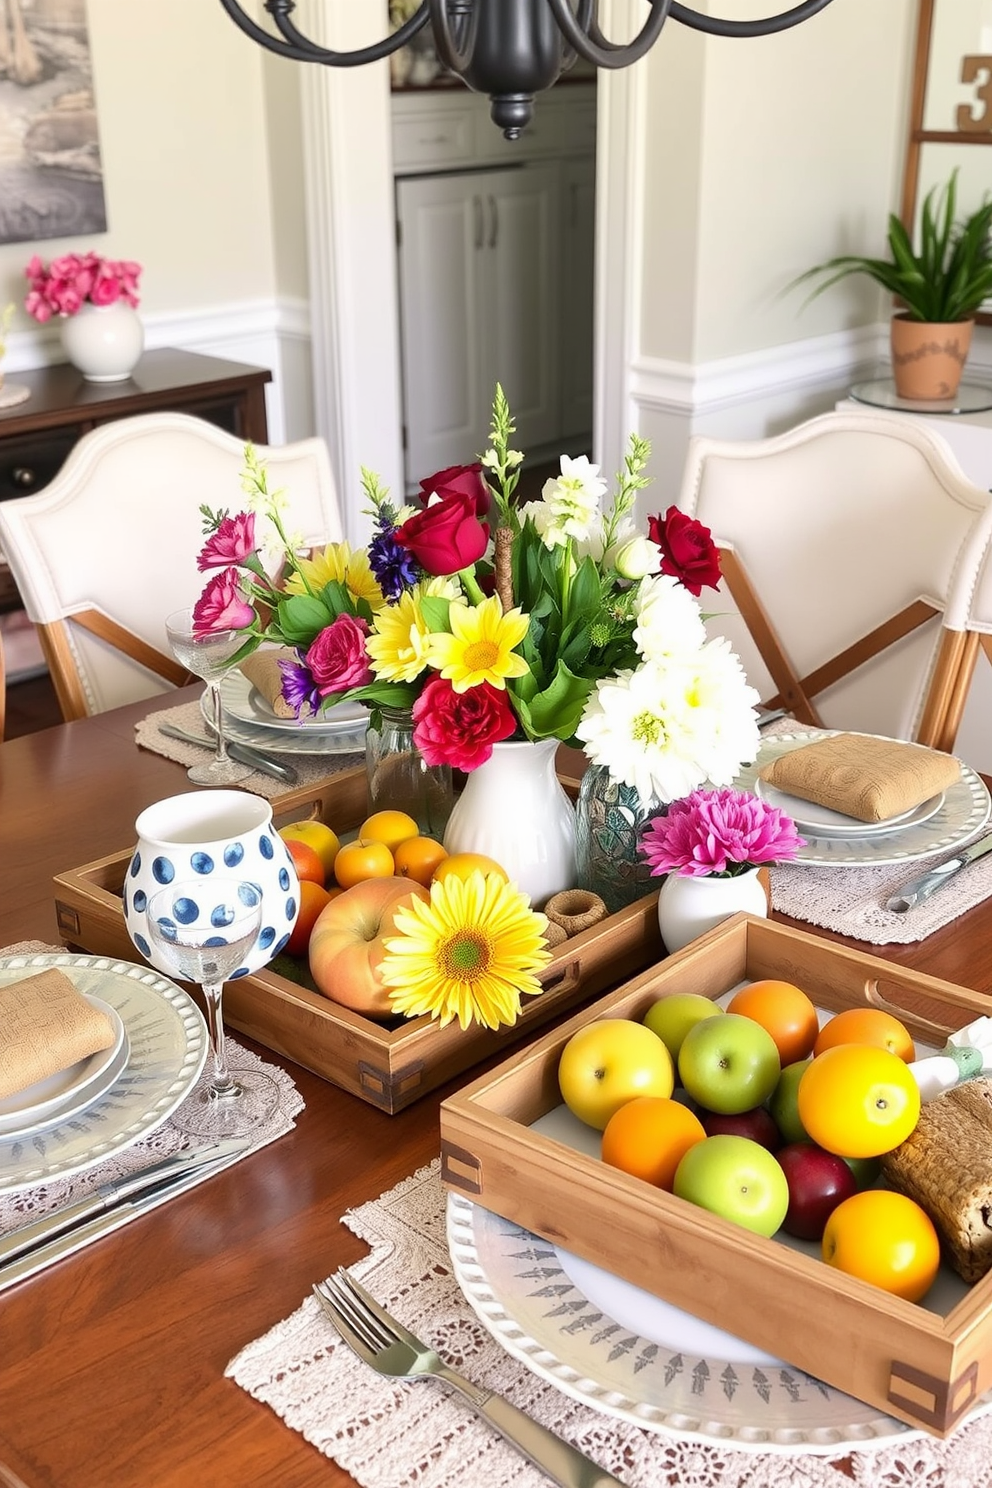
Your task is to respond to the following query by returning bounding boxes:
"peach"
[308,875,430,1016]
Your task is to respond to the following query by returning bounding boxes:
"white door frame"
[300,1,643,538]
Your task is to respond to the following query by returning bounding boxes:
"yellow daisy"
[380,871,551,1030]
[285,542,386,612]
[366,587,434,683]
[425,593,530,693]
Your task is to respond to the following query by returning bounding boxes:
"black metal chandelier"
[219,1,836,139]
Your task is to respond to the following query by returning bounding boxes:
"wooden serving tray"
[440,914,992,1435]
[52,764,664,1114]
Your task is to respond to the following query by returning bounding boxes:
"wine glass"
[165,606,252,785]
[145,878,281,1137]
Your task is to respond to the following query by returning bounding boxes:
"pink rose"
[412,676,517,771]
[304,614,373,697]
[192,568,256,636]
[197,512,257,570]
[89,273,121,306]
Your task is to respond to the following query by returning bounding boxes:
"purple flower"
[368,522,420,599]
[639,788,805,878]
[278,655,321,718]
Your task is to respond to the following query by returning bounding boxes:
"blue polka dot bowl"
[123,791,300,978]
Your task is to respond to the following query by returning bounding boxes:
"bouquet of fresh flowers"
[639,788,805,879]
[191,385,761,806]
[24,252,142,322]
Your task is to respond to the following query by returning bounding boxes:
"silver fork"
[312,1270,627,1488]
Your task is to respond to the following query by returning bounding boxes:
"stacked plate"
[0,953,208,1193]
[205,669,369,757]
[735,731,992,868]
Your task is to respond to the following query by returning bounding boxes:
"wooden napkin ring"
[544,889,608,939]
[542,921,569,949]
[0,969,116,1101]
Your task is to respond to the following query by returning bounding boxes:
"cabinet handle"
[488,194,498,248]
[473,194,483,250]
[11,467,38,490]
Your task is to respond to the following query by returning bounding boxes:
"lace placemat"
[226,1160,992,1488]
[0,941,304,1256]
[135,699,366,801]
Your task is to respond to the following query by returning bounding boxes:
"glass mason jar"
[365,706,454,839]
[575,763,657,915]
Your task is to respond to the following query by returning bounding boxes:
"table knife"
[886,833,992,913]
[0,1137,249,1267]
[158,723,298,785]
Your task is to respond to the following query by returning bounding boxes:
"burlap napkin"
[759,733,961,823]
[239,649,299,718]
[0,969,116,1100]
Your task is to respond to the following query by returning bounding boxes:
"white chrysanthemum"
[632,574,707,661]
[576,650,760,805]
[533,454,608,549]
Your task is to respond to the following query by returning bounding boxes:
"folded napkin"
[239,648,302,719]
[0,969,116,1101]
[758,733,961,823]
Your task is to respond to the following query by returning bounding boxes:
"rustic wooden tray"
[439,914,992,1435]
[52,764,664,1113]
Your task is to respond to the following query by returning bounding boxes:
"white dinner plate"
[735,732,991,868]
[0,953,208,1193]
[206,674,369,757]
[753,776,946,839]
[0,996,129,1138]
[219,668,369,735]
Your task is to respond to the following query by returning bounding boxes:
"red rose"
[412,676,517,771]
[647,506,722,596]
[396,491,490,576]
[304,614,373,696]
[419,462,491,519]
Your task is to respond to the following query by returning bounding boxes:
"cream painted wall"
[261,52,309,303]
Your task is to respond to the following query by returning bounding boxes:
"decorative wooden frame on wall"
[901,0,992,328]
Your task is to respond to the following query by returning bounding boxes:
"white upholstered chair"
[675,410,992,754]
[0,412,343,721]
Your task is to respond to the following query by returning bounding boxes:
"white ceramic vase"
[61,301,144,382]
[123,790,300,977]
[443,738,576,907]
[657,866,767,954]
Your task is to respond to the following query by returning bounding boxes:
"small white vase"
[657,866,767,954]
[61,301,144,382]
[443,738,576,908]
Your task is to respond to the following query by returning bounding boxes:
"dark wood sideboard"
[0,348,272,619]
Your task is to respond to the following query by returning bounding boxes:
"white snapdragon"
[535,454,608,550]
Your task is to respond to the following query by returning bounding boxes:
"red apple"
[308,876,430,1017]
[776,1141,859,1241]
[701,1105,781,1153]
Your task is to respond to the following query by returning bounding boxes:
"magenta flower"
[23,252,143,321]
[640,788,805,878]
[197,512,257,570]
[192,568,256,636]
[304,614,373,696]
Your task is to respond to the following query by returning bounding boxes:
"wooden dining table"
[3,689,992,1488]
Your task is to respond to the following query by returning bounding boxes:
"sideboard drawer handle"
[11,466,38,490]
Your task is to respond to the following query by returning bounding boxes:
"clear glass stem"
[207,681,230,763]
[201,980,240,1101]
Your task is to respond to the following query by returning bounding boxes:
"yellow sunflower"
[425,593,530,693]
[284,542,385,611]
[380,871,551,1030]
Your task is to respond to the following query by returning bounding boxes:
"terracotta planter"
[890,314,973,401]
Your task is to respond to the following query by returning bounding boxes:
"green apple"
[673,1134,790,1237]
[842,1153,883,1190]
[643,993,723,1060]
[558,1018,674,1130]
[678,1013,781,1115]
[766,1060,811,1145]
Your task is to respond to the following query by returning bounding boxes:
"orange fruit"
[283,836,325,888]
[394,835,449,887]
[333,838,395,889]
[601,1096,706,1190]
[726,979,820,1066]
[358,810,420,852]
[822,1190,940,1302]
[433,851,508,885]
[284,880,336,957]
[279,820,341,877]
[813,1007,916,1062]
[797,1044,921,1158]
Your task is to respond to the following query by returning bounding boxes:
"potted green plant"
[794,171,992,400]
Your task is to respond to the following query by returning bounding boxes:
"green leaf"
[419,594,452,632]
[512,660,594,741]
[274,593,336,645]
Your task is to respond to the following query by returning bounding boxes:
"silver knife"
[886,832,992,913]
[0,1137,249,1267]
[158,723,298,785]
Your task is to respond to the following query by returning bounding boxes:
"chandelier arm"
[668,0,835,39]
[216,0,429,65]
[429,0,480,75]
[544,0,674,69]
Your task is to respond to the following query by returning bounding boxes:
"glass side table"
[849,378,992,416]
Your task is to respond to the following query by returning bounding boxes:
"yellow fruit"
[433,851,508,885]
[279,820,341,876]
[358,810,420,852]
[394,835,449,887]
[333,838,395,889]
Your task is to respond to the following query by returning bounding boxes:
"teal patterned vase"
[575,763,657,915]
